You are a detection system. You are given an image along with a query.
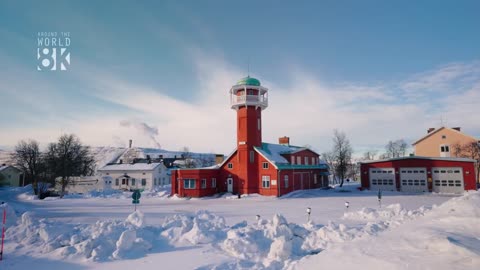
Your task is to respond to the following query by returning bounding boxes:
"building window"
[297,156,301,164]
[250,151,254,163]
[106,173,109,175]
[115,179,119,186]
[131,179,136,186]
[262,175,270,188]
[228,163,233,169]
[141,178,147,186]
[122,179,126,185]
[212,178,216,188]
[142,172,146,175]
[291,156,295,164]
[201,178,206,189]
[284,175,289,188]
[314,174,318,184]
[442,135,446,139]
[312,157,315,165]
[440,145,450,152]
[262,162,269,169]
[257,118,261,131]
[184,179,196,189]
[304,157,309,165]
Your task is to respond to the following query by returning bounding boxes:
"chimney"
[129,139,132,148]
[215,154,225,165]
[452,127,461,132]
[279,136,290,146]
[427,128,435,134]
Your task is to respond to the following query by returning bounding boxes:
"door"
[369,168,396,191]
[227,178,233,193]
[400,167,428,192]
[432,167,464,193]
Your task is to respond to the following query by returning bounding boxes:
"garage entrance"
[400,167,428,192]
[432,167,464,193]
[369,168,396,191]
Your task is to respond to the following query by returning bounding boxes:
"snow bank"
[7,192,479,269]
[293,191,480,270]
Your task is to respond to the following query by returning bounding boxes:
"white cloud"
[1,46,479,156]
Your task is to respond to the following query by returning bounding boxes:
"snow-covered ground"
[0,183,478,270]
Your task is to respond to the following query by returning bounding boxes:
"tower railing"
[230,94,268,109]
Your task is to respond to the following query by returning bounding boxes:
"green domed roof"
[236,76,261,86]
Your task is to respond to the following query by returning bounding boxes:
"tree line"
[11,134,95,198]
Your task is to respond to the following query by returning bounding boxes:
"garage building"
[360,157,477,193]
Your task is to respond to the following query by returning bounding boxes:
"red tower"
[230,76,269,194]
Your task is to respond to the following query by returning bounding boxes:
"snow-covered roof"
[254,143,328,170]
[97,162,163,171]
[0,165,21,172]
[359,156,477,164]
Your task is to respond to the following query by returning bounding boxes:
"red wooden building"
[360,156,477,193]
[171,77,329,197]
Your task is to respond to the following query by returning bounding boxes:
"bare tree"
[45,134,95,197]
[12,139,43,194]
[362,150,378,161]
[332,129,353,187]
[321,151,336,184]
[453,141,480,182]
[385,139,408,158]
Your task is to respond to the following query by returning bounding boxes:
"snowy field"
[0,183,479,270]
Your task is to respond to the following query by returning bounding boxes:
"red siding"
[360,158,477,191]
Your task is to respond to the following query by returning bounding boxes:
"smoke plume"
[120,120,162,149]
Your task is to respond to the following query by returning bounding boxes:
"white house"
[97,161,168,190]
[0,164,22,187]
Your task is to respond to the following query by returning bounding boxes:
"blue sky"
[0,0,479,156]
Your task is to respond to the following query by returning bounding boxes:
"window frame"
[227,163,233,169]
[262,162,269,169]
[183,179,196,189]
[262,175,270,189]
[141,178,147,186]
[212,178,216,188]
[201,178,206,189]
[284,174,289,188]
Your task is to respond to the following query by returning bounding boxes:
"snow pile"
[161,210,227,245]
[0,202,18,227]
[343,203,429,223]
[6,209,228,262]
[293,191,480,270]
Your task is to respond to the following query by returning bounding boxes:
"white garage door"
[369,168,396,191]
[432,167,464,194]
[400,167,428,192]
